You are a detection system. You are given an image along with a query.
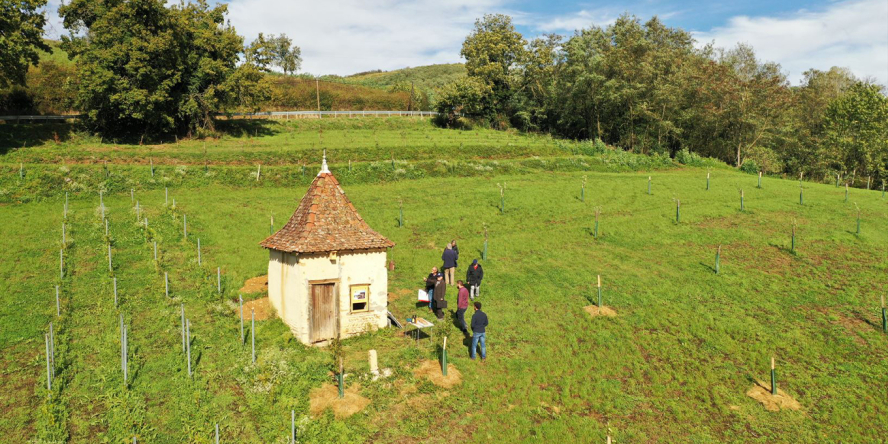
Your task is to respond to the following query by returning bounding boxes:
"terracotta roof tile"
[260,173,395,253]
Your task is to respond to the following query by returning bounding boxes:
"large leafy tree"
[0,0,50,88]
[823,82,888,182]
[459,13,526,119]
[59,0,263,138]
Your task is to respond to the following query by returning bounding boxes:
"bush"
[740,160,760,175]
[675,148,706,167]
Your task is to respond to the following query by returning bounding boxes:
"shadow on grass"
[214,119,279,138]
[699,262,717,273]
[0,122,77,154]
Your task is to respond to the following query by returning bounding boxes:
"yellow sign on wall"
[350,284,370,312]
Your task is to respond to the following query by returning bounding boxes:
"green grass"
[0,118,563,164]
[2,117,887,442]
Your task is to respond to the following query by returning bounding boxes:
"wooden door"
[310,283,336,343]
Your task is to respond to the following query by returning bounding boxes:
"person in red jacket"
[456,280,470,336]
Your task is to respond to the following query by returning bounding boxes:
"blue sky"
[43,0,888,85]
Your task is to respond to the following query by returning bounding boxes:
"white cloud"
[694,0,888,86]
[224,0,505,75]
[535,9,618,33]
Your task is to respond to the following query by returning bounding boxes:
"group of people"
[423,240,488,360]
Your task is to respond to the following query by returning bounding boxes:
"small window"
[350,285,370,313]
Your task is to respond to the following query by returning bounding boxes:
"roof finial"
[319,149,330,175]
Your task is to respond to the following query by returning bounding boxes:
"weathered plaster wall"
[266,248,388,345]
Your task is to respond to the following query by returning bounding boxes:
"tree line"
[436,14,888,185]
[2,0,303,139]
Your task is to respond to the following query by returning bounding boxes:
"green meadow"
[1,117,887,443]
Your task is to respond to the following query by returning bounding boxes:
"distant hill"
[38,39,74,66]
[340,64,466,105]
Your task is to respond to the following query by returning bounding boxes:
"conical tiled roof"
[260,172,394,253]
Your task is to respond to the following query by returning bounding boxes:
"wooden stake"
[165,187,168,205]
[647,176,651,195]
[715,245,721,274]
[60,249,64,280]
[706,171,710,191]
[113,277,118,307]
[256,164,261,181]
[770,356,777,395]
[108,244,112,272]
[217,267,221,294]
[153,241,157,261]
[845,183,849,202]
[251,308,256,363]
[183,214,187,239]
[291,410,296,443]
[740,189,744,211]
[64,192,68,219]
[757,171,762,189]
[55,286,60,317]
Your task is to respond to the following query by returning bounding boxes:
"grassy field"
[1,117,887,442]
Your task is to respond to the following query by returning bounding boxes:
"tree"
[435,77,490,126]
[715,43,792,169]
[59,0,263,138]
[823,82,888,182]
[246,33,301,75]
[269,34,301,75]
[510,34,561,131]
[460,14,526,119]
[783,67,857,177]
[0,0,50,88]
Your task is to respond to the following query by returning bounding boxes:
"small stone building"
[260,156,394,345]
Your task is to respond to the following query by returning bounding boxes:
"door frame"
[308,279,339,343]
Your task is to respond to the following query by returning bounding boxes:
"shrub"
[675,148,706,167]
[740,160,760,175]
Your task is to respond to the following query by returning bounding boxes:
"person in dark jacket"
[455,280,470,335]
[432,275,447,320]
[466,259,484,299]
[451,239,459,266]
[470,301,488,360]
[441,243,458,286]
[425,267,441,310]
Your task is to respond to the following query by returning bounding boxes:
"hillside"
[2,117,887,443]
[343,63,466,105]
